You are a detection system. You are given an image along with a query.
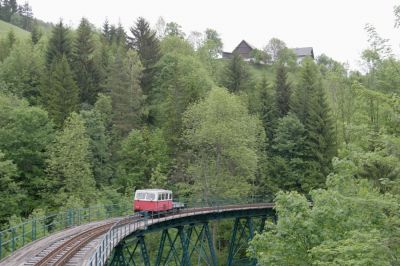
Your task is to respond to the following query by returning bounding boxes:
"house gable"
[232,40,255,59]
[292,47,314,59]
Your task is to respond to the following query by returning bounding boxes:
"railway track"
[32,223,113,266]
[35,223,114,266]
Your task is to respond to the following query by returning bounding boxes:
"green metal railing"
[0,203,132,261]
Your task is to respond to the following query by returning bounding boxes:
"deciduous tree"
[47,113,96,206]
[183,87,265,201]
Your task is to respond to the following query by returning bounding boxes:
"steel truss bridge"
[0,202,275,266]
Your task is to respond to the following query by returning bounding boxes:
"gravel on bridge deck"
[0,218,121,266]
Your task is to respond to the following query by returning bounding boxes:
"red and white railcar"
[134,189,173,212]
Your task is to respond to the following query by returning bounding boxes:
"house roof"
[236,40,256,51]
[292,47,314,57]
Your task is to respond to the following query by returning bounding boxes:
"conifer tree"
[102,19,110,42]
[109,25,117,44]
[258,75,276,144]
[275,64,291,117]
[0,0,12,21]
[0,30,16,61]
[129,17,161,94]
[6,29,15,47]
[46,20,72,66]
[105,50,145,137]
[291,58,336,180]
[115,22,127,47]
[223,52,250,93]
[41,56,79,126]
[268,113,308,192]
[81,106,112,186]
[31,23,42,45]
[9,0,17,14]
[72,18,100,105]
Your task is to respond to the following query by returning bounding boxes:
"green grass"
[249,63,275,81]
[0,20,30,39]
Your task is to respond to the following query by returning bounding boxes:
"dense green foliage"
[0,3,400,263]
[183,87,265,200]
[249,160,400,265]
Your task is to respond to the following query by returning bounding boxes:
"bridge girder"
[107,215,270,266]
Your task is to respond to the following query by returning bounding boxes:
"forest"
[0,0,400,264]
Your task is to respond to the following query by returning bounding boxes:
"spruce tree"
[291,58,336,181]
[275,64,291,117]
[129,17,161,94]
[9,0,17,14]
[0,0,12,21]
[115,22,127,47]
[223,52,250,93]
[109,25,117,44]
[41,56,79,126]
[105,50,145,137]
[31,23,42,45]
[259,75,276,144]
[102,19,110,42]
[81,107,112,187]
[46,20,72,66]
[268,113,308,192]
[72,18,100,105]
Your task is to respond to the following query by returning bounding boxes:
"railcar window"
[162,193,166,200]
[146,193,155,200]
[158,194,162,200]
[136,192,145,200]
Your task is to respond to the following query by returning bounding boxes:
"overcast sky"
[26,0,400,70]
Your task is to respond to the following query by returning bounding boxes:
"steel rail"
[34,223,114,266]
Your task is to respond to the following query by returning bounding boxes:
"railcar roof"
[135,189,172,193]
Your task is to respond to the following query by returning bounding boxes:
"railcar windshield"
[146,193,155,200]
[135,192,146,200]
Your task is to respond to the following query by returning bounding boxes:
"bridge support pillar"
[227,216,266,266]
[155,222,218,266]
[108,235,150,266]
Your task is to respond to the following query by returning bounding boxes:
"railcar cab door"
[134,190,156,212]
[156,191,171,211]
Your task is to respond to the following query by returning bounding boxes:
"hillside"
[0,19,30,39]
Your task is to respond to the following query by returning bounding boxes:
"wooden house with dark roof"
[292,47,314,63]
[223,40,315,64]
[222,40,256,61]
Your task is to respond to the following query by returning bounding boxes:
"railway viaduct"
[0,202,275,266]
